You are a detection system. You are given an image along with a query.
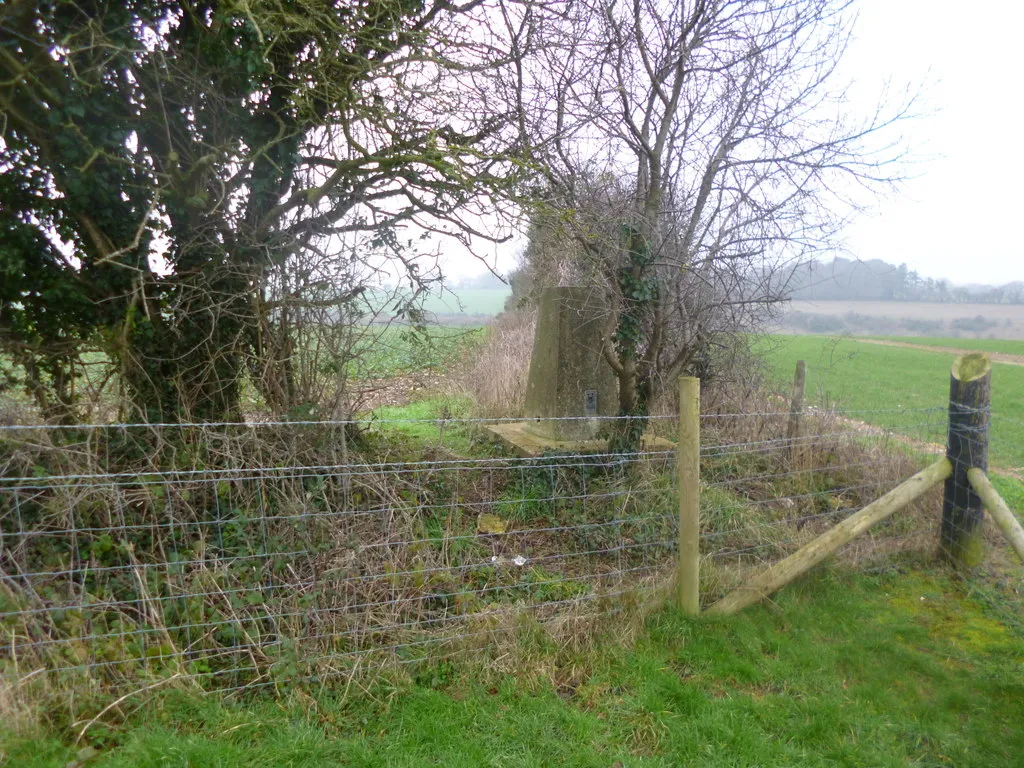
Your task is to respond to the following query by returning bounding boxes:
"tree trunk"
[120,266,252,423]
[248,310,298,418]
[609,365,653,455]
[607,224,659,454]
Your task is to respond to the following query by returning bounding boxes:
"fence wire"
[0,407,993,693]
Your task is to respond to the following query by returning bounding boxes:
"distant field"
[360,288,509,323]
[779,300,1024,340]
[786,300,1024,322]
[424,289,510,317]
[763,335,1024,470]
[869,337,1024,356]
[353,324,484,378]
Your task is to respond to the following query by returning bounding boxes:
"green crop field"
[352,324,485,378]
[763,335,1024,470]
[423,289,511,317]
[870,337,1024,355]
[10,568,1024,767]
[361,288,510,320]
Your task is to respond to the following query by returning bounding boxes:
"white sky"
[442,0,1024,287]
[839,0,1024,285]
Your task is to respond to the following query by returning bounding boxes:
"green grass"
[992,473,1024,511]
[764,335,1024,469]
[10,567,1024,767]
[870,337,1024,355]
[366,396,494,456]
[423,289,511,317]
[351,325,485,379]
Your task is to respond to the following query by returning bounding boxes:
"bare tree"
[510,0,914,448]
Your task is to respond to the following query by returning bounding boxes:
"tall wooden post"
[678,376,700,615]
[940,353,991,567]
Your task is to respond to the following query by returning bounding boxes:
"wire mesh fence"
[0,417,678,693]
[0,402,1000,694]
[699,404,950,592]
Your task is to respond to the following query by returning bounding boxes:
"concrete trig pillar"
[523,286,618,441]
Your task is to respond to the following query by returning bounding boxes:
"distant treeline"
[785,258,1024,304]
[783,311,1010,338]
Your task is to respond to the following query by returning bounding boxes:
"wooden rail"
[968,468,1024,563]
[706,458,952,616]
[682,352,1020,617]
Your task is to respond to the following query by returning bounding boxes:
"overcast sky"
[839,0,1024,285]
[447,0,1024,288]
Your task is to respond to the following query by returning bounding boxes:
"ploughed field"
[778,300,1024,339]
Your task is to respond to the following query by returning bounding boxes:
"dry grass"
[0,339,957,736]
[696,399,944,602]
[0,671,41,743]
[0,418,677,733]
[459,309,536,418]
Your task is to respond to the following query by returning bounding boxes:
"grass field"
[423,289,511,317]
[9,567,1024,767]
[764,335,1024,470]
[869,337,1024,355]
[353,324,485,378]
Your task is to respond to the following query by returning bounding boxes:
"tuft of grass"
[7,566,1024,767]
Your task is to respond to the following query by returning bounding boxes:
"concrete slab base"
[485,421,675,457]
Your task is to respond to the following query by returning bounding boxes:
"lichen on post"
[940,353,992,568]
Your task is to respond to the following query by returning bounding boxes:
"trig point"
[487,287,669,456]
[523,286,617,441]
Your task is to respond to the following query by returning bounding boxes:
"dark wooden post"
[940,353,991,567]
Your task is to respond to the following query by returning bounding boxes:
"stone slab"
[485,421,675,458]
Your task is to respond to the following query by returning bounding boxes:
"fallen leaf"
[477,513,509,534]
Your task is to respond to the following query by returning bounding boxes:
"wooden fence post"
[786,360,807,449]
[940,353,992,568]
[678,376,700,615]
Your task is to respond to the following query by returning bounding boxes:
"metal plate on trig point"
[584,390,598,416]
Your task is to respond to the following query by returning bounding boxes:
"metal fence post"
[678,376,700,615]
